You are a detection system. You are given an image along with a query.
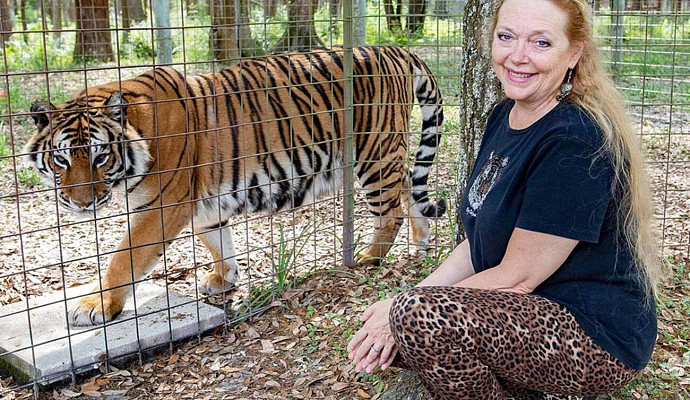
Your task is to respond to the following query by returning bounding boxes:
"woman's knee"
[389,287,470,346]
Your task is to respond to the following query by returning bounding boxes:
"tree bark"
[0,0,13,42]
[353,0,365,45]
[264,0,278,19]
[64,0,76,24]
[405,0,426,36]
[433,0,448,18]
[328,0,339,36]
[127,0,144,23]
[383,0,402,34]
[19,0,27,42]
[211,0,240,63]
[211,0,261,65]
[271,0,324,53]
[153,0,171,63]
[74,0,114,62]
[454,0,501,243]
[51,0,62,37]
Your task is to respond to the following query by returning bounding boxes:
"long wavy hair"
[489,0,662,296]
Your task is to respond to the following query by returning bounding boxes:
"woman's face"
[492,0,583,109]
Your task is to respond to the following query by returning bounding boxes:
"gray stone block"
[0,283,225,384]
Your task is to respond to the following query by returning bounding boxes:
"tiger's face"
[22,92,150,216]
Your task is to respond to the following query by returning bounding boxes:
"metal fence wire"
[0,0,687,397]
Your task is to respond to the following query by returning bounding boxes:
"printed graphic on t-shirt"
[466,151,509,217]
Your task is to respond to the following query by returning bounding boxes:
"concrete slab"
[0,283,225,384]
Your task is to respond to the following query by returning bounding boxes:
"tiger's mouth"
[57,191,113,216]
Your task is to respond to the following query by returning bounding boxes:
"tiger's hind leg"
[196,221,239,295]
[402,173,431,254]
[356,165,405,265]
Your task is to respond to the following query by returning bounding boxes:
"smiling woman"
[347,0,661,399]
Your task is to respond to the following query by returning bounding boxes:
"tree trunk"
[74,0,114,62]
[153,0,172,63]
[19,0,26,42]
[237,0,261,56]
[383,0,402,34]
[51,0,62,37]
[0,0,13,42]
[211,0,261,64]
[454,0,501,243]
[353,0,365,44]
[121,0,130,29]
[433,0,448,18]
[64,0,76,24]
[264,0,278,19]
[406,0,426,36]
[127,0,144,23]
[271,0,324,53]
[328,0,339,36]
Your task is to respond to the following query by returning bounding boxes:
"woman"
[347,0,661,398]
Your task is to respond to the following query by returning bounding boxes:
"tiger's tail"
[409,64,446,219]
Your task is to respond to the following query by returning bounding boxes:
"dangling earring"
[556,68,574,101]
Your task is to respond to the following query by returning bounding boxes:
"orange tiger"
[23,46,446,326]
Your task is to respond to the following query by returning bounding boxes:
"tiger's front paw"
[68,293,123,326]
[355,255,384,266]
[199,271,237,295]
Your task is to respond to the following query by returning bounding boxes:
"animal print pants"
[388,286,640,400]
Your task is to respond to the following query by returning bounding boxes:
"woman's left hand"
[347,298,397,373]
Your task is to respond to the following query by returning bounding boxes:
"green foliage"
[0,131,10,158]
[1,25,75,72]
[231,219,315,322]
[17,167,42,188]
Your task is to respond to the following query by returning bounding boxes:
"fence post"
[342,0,355,266]
[611,0,624,78]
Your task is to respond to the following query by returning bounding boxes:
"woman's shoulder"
[547,100,605,149]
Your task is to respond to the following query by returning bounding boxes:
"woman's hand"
[347,298,397,373]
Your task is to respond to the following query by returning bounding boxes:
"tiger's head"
[23,91,150,216]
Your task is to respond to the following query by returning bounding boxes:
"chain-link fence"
[0,0,687,397]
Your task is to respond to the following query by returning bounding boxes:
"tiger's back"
[23,45,445,326]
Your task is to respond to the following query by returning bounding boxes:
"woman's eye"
[498,33,511,41]
[537,40,551,47]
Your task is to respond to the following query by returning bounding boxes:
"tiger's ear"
[105,92,128,126]
[30,100,56,130]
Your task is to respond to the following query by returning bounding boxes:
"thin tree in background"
[19,0,26,42]
[127,0,145,22]
[272,0,324,52]
[211,0,261,65]
[74,0,114,62]
[50,0,62,39]
[406,0,426,36]
[328,0,340,37]
[211,0,240,63]
[153,0,171,64]
[0,0,13,43]
[383,0,402,34]
[264,0,279,19]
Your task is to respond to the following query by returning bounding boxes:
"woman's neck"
[508,97,560,130]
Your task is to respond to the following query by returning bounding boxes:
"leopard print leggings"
[389,286,640,400]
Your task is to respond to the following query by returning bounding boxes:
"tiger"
[23,45,446,326]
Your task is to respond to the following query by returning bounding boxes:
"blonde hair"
[490,0,662,296]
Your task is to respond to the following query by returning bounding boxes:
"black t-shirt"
[460,99,656,370]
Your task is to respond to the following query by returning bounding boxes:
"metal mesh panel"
[0,0,687,397]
